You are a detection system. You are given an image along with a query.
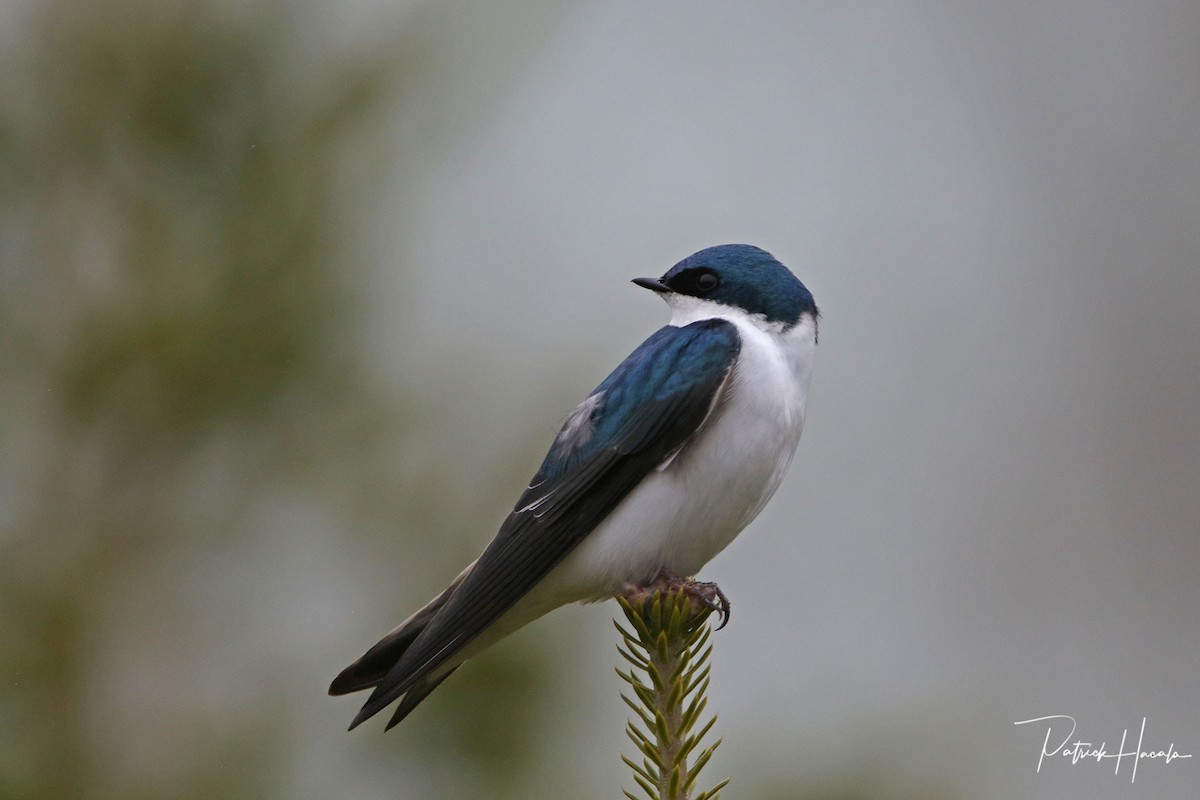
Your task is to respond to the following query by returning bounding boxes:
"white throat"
[664,293,785,334]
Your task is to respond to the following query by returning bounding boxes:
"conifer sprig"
[615,584,728,800]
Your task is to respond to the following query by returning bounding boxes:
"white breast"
[529,302,818,610]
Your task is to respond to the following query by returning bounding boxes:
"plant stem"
[615,578,728,800]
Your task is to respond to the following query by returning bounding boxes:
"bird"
[330,243,818,730]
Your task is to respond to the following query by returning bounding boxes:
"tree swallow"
[330,243,818,730]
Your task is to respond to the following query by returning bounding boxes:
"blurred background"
[2,1,1198,798]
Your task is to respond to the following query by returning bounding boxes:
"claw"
[644,568,731,629]
[688,580,731,629]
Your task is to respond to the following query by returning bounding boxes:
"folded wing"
[335,318,741,729]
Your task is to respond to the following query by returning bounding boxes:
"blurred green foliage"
[0,2,379,796]
[0,2,553,797]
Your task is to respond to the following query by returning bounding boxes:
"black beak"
[632,276,670,293]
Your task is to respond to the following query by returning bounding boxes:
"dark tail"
[329,565,470,726]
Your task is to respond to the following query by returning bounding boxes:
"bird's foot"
[625,568,731,630]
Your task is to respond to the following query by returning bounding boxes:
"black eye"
[695,271,720,292]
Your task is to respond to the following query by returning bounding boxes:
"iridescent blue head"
[633,244,818,329]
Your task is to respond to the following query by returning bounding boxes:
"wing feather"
[346,318,741,727]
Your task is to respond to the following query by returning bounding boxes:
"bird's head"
[634,244,817,330]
